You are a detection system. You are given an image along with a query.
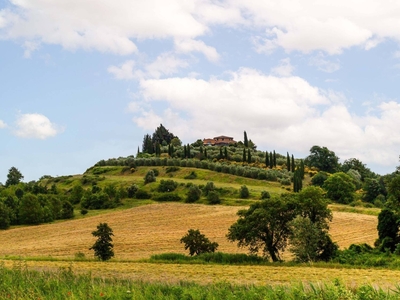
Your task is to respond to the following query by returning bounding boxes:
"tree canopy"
[305,146,339,173]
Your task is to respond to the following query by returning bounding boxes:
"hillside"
[0,202,377,260]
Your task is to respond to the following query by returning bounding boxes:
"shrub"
[261,191,271,199]
[166,166,180,173]
[180,229,219,256]
[135,189,152,199]
[144,170,156,184]
[239,185,249,199]
[157,179,178,192]
[80,208,88,215]
[207,191,221,205]
[153,193,182,202]
[203,181,215,196]
[127,184,139,198]
[186,185,201,203]
[184,171,197,179]
[279,177,291,186]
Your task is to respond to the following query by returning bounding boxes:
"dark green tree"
[269,152,273,168]
[244,131,248,148]
[363,179,383,203]
[293,169,302,193]
[187,144,191,158]
[311,171,329,187]
[273,150,277,167]
[19,193,43,225]
[60,201,74,219]
[144,170,156,184]
[142,134,154,154]
[242,148,246,162]
[152,124,176,146]
[224,147,228,159]
[265,151,269,168]
[5,167,24,187]
[89,223,114,261]
[287,153,291,171]
[247,149,251,163]
[180,229,219,256]
[305,145,339,173]
[0,201,11,230]
[186,185,201,203]
[341,158,373,181]
[376,208,399,252]
[291,155,295,172]
[239,185,250,199]
[227,194,298,262]
[322,172,355,204]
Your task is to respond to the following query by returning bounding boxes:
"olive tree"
[180,229,218,256]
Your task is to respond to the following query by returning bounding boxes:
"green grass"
[1,262,399,299]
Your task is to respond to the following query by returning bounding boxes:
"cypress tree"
[287,152,290,171]
[224,147,228,159]
[244,131,249,148]
[187,144,191,158]
[291,155,295,172]
[200,146,203,154]
[300,159,305,179]
[204,148,207,158]
[273,150,277,167]
[269,152,273,168]
[265,151,269,168]
[219,147,223,159]
[184,145,187,158]
[243,148,246,162]
[247,149,251,163]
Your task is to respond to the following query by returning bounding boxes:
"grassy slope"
[0,165,382,286]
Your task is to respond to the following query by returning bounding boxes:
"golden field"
[0,202,387,287]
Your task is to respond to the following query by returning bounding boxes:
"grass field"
[0,203,378,260]
[0,202,383,288]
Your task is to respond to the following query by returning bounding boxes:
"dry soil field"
[0,203,385,286]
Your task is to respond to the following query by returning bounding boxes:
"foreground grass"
[1,262,400,300]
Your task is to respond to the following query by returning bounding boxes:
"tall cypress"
[265,151,269,168]
[269,152,273,168]
[243,148,246,162]
[287,152,290,171]
[244,131,249,148]
[187,144,191,158]
[273,150,277,167]
[219,147,223,159]
[224,147,228,159]
[204,148,207,158]
[291,155,295,172]
[184,145,187,158]
[247,149,251,163]
[300,159,305,179]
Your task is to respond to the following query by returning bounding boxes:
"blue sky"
[1,0,400,183]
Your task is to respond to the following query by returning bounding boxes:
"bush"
[207,191,221,205]
[80,208,88,215]
[184,171,197,179]
[135,189,152,199]
[203,181,215,196]
[261,191,271,199]
[166,166,180,173]
[239,185,249,199]
[127,184,139,198]
[157,179,178,192]
[180,229,219,256]
[153,193,182,202]
[144,170,156,184]
[186,185,201,203]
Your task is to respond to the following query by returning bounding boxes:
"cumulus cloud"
[309,53,341,73]
[131,68,400,169]
[175,39,220,62]
[14,113,62,139]
[108,60,135,80]
[271,58,294,76]
[0,120,6,128]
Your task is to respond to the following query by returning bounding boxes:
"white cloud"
[23,40,40,58]
[175,38,220,62]
[309,53,341,73]
[132,68,400,169]
[108,60,135,80]
[271,58,294,77]
[0,120,6,128]
[145,53,189,78]
[14,113,62,139]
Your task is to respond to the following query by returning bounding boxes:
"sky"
[1,0,400,183]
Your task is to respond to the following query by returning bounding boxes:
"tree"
[180,229,218,256]
[242,148,246,162]
[244,131,248,148]
[5,167,24,187]
[311,171,329,187]
[291,155,295,172]
[376,209,399,252]
[89,223,114,261]
[287,153,290,171]
[247,149,251,163]
[239,185,249,198]
[305,146,339,173]
[186,185,201,203]
[60,201,74,219]
[142,134,154,154]
[227,195,298,262]
[322,172,355,204]
[363,178,382,203]
[152,124,176,146]
[297,186,332,225]
[0,201,11,230]
[341,158,373,181]
[19,193,43,225]
[265,151,269,168]
[273,151,277,167]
